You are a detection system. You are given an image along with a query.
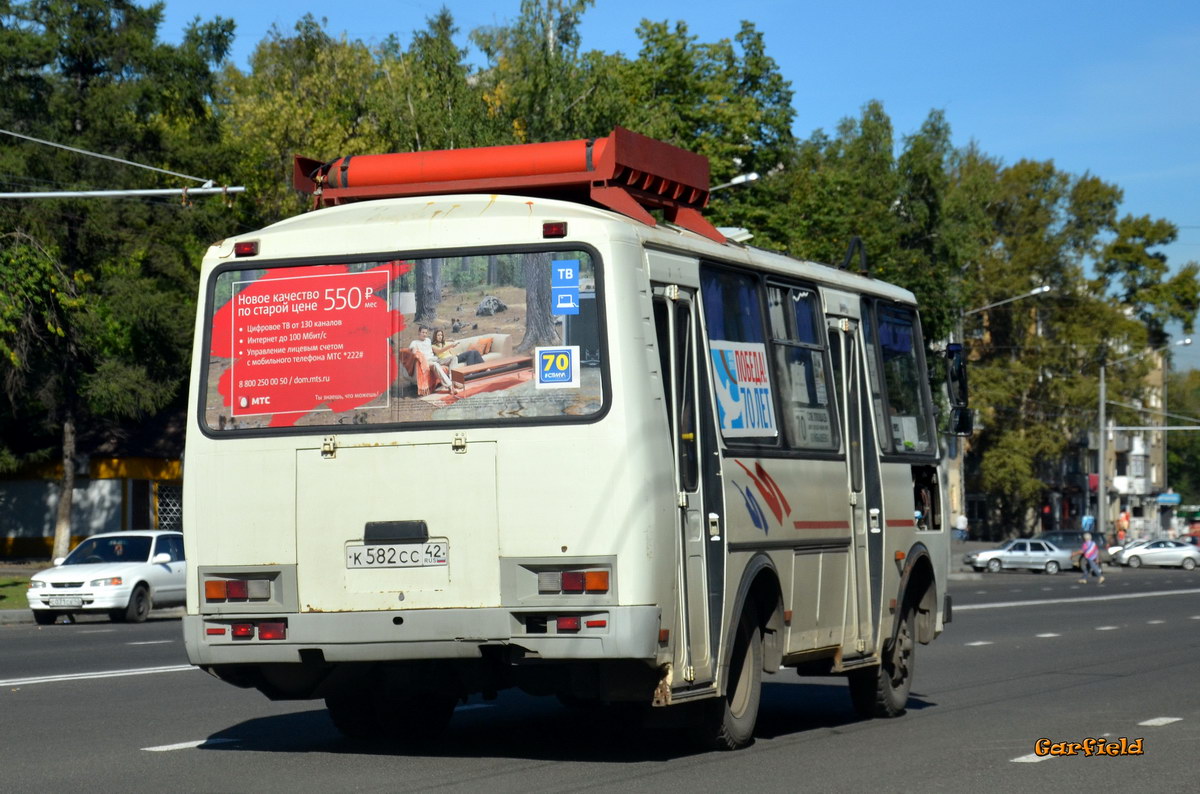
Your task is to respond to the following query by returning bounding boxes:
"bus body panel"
[183,191,950,714]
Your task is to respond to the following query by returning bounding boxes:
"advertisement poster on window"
[709,341,778,438]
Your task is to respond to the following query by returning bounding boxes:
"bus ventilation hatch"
[292,127,726,243]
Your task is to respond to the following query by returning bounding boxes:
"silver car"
[1116,539,1200,570]
[964,539,1074,574]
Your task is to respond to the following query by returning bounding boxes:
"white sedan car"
[1116,539,1200,570]
[964,538,1073,574]
[26,531,186,625]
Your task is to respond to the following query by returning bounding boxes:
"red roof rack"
[293,127,725,243]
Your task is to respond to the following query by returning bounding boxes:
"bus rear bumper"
[183,605,662,666]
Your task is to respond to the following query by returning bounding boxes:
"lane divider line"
[1138,717,1182,727]
[1011,753,1053,763]
[0,664,194,687]
[955,588,1200,611]
[143,738,238,752]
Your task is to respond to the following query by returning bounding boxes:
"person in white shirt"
[408,326,453,391]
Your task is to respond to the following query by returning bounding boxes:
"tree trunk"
[415,259,441,324]
[51,410,76,561]
[518,253,559,352]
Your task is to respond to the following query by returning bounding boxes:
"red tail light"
[231,623,254,638]
[556,616,581,632]
[561,572,585,592]
[258,622,287,640]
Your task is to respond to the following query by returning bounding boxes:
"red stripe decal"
[793,520,852,530]
[885,519,917,528]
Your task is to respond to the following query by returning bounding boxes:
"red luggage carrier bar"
[293,127,726,243]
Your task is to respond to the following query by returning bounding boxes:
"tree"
[0,0,234,558]
[518,253,557,351]
[1165,370,1200,503]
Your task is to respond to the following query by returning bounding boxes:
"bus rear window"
[201,251,603,432]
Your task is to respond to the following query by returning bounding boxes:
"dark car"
[1034,531,1113,568]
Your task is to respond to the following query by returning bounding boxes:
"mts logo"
[250,396,271,406]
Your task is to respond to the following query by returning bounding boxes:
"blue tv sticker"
[551,259,580,315]
[535,345,580,389]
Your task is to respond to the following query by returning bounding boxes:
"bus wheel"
[381,691,457,743]
[325,693,381,740]
[848,609,915,719]
[694,611,762,750]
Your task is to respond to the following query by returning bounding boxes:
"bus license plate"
[345,542,448,569]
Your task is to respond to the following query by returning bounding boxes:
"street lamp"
[962,284,1053,316]
[1097,337,1193,537]
[710,172,759,192]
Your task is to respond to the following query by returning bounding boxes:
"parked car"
[964,539,1073,574]
[26,531,186,625]
[1035,531,1114,568]
[1115,539,1200,570]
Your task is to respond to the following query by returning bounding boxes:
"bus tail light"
[204,576,272,603]
[231,623,254,638]
[584,571,609,592]
[258,622,287,640]
[556,616,581,632]
[538,569,610,595]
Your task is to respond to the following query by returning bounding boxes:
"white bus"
[183,128,967,749]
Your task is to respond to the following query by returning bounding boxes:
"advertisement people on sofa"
[432,328,485,367]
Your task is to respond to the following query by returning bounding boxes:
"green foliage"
[1165,370,1200,503]
[0,0,233,473]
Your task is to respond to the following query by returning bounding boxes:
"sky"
[151,0,1200,369]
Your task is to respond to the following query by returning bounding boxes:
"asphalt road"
[2,567,1198,792]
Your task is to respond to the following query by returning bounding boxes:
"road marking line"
[0,664,194,687]
[965,641,993,646]
[954,588,1200,611]
[455,703,493,712]
[127,640,174,645]
[1011,753,1052,763]
[1036,633,1060,637]
[143,738,238,752]
[1096,626,1119,631]
[1146,620,1165,624]
[1138,717,1182,727]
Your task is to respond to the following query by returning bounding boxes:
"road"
[2,567,1198,792]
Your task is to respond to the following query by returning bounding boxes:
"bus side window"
[766,284,837,451]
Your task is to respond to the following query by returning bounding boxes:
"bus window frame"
[764,278,842,454]
[861,297,940,462]
[698,261,783,454]
[195,241,612,439]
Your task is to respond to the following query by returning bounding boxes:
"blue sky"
[152,0,1200,367]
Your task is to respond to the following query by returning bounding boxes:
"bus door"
[826,312,884,659]
[652,284,721,686]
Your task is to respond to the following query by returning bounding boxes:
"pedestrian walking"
[1078,532,1104,584]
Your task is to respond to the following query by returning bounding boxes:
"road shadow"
[197,678,936,762]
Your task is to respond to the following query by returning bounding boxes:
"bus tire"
[325,694,380,740]
[695,611,762,751]
[848,608,915,719]
[381,691,457,743]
